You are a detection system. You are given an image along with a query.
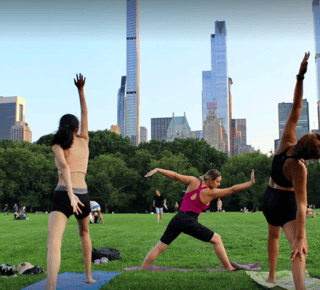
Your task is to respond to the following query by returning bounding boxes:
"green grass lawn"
[0,211,319,290]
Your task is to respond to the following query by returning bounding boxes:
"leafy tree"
[35,134,54,146]
[220,152,273,211]
[86,154,139,213]
[306,161,320,206]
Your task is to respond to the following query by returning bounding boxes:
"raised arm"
[210,170,255,199]
[74,73,88,140]
[281,52,310,144]
[145,168,198,185]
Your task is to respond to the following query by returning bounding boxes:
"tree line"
[1,130,319,213]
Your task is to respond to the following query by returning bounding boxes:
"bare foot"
[266,277,276,284]
[227,267,236,271]
[86,277,96,283]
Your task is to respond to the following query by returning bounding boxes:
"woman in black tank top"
[262,52,320,290]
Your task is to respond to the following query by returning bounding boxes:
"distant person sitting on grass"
[153,191,166,222]
[90,201,104,224]
[47,73,95,290]
[174,202,179,213]
[141,167,255,271]
[262,53,315,289]
[306,207,315,218]
[217,198,223,213]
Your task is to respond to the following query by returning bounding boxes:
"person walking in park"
[3,204,9,215]
[217,198,223,213]
[174,202,179,213]
[142,167,255,270]
[262,52,316,290]
[46,74,95,289]
[153,190,166,222]
[13,203,18,219]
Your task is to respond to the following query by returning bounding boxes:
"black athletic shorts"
[50,190,91,220]
[160,211,215,245]
[262,186,297,227]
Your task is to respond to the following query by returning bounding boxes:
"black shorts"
[160,211,214,245]
[50,191,91,220]
[262,186,297,227]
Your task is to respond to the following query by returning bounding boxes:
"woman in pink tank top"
[47,74,96,289]
[141,167,255,271]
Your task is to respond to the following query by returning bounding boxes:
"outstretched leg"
[283,220,306,290]
[209,233,235,271]
[77,215,96,284]
[266,224,281,284]
[141,241,168,269]
[46,211,68,290]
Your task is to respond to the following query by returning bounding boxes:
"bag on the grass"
[92,247,121,262]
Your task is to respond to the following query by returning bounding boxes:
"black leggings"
[160,211,214,245]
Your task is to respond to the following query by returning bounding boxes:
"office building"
[125,0,140,146]
[166,113,191,142]
[203,111,226,151]
[151,117,172,141]
[117,76,126,136]
[279,100,309,139]
[202,21,229,153]
[0,96,32,142]
[110,124,121,135]
[312,0,320,128]
[140,126,148,143]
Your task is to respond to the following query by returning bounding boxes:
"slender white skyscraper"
[125,0,140,145]
[202,21,229,154]
[312,0,320,129]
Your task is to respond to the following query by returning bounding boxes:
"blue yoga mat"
[21,271,122,290]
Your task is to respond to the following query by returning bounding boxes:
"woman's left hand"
[145,168,158,178]
[69,194,85,215]
[290,238,308,262]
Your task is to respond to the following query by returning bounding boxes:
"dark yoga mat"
[123,261,262,272]
[21,271,122,290]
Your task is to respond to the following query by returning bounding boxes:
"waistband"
[55,185,88,194]
[179,211,199,218]
[267,185,295,195]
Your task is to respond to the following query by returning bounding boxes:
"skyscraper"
[140,126,148,143]
[202,21,229,153]
[0,96,32,142]
[125,0,140,146]
[117,76,126,136]
[166,113,191,142]
[278,99,309,139]
[312,0,320,128]
[151,117,173,141]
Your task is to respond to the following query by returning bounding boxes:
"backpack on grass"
[91,247,121,262]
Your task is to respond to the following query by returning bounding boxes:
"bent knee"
[210,233,222,244]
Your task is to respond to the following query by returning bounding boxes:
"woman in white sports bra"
[46,74,95,289]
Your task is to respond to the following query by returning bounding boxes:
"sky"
[0,0,318,154]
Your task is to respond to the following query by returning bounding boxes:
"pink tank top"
[180,182,210,216]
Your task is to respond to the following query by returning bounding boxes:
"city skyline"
[0,0,317,154]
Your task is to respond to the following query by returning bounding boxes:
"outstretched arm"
[210,170,255,199]
[74,73,88,140]
[281,52,310,144]
[145,168,198,185]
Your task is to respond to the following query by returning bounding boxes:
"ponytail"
[200,169,221,182]
[51,114,79,149]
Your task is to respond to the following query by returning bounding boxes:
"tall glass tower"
[202,21,229,153]
[117,76,126,136]
[312,0,320,129]
[125,0,140,145]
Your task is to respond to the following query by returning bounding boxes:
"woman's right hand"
[298,52,310,76]
[74,73,86,90]
[69,194,85,215]
[250,170,255,184]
